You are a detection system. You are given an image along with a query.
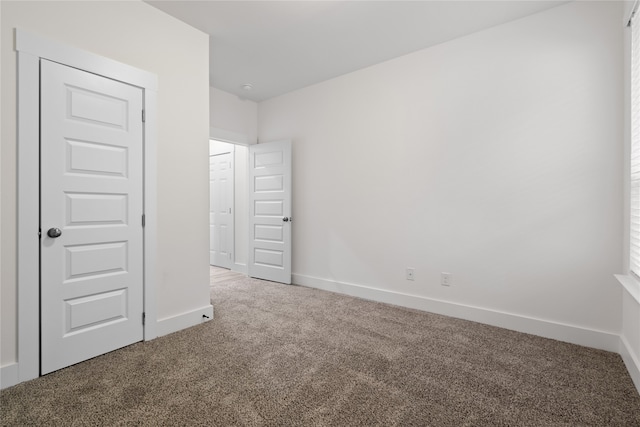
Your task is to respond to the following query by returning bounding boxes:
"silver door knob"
[47,228,62,238]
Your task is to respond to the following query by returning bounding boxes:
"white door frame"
[16,29,158,383]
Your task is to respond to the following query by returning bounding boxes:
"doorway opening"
[208,138,292,284]
[209,139,249,273]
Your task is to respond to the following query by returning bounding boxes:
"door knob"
[282,217,289,222]
[47,228,62,238]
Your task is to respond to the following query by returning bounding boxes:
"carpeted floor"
[2,275,640,426]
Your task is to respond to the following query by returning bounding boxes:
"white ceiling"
[146,1,567,102]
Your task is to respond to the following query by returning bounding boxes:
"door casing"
[16,29,158,382]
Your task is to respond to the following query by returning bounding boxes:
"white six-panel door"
[40,60,144,374]
[210,152,233,268]
[248,141,292,284]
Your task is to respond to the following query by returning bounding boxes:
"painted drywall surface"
[622,290,640,365]
[259,1,624,334]
[210,87,258,144]
[234,144,249,268]
[0,1,5,369]
[1,1,210,366]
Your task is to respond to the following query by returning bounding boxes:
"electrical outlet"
[406,268,415,281]
[441,272,451,286]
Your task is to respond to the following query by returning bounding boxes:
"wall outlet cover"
[406,268,415,281]
[441,272,451,286]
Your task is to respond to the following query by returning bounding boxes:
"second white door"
[210,152,233,268]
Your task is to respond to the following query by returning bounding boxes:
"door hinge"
[142,110,146,122]
[142,214,146,227]
[142,312,146,325]
[38,228,42,238]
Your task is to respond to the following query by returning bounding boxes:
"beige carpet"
[2,275,640,426]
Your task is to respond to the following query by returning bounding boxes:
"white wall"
[0,0,4,376]
[1,1,211,368]
[259,1,624,348]
[234,144,249,268]
[621,288,640,391]
[210,87,258,145]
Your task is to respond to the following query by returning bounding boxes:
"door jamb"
[16,29,158,383]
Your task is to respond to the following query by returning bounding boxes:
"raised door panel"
[40,59,144,374]
[249,141,291,284]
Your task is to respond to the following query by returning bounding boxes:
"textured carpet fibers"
[2,276,640,426]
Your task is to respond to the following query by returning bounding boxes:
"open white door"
[40,60,144,374]
[248,141,292,284]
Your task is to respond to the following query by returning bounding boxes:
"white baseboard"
[156,304,214,338]
[292,273,619,353]
[620,335,640,395]
[3,306,216,390]
[1,363,19,390]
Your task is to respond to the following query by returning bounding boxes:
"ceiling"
[146,1,567,102]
